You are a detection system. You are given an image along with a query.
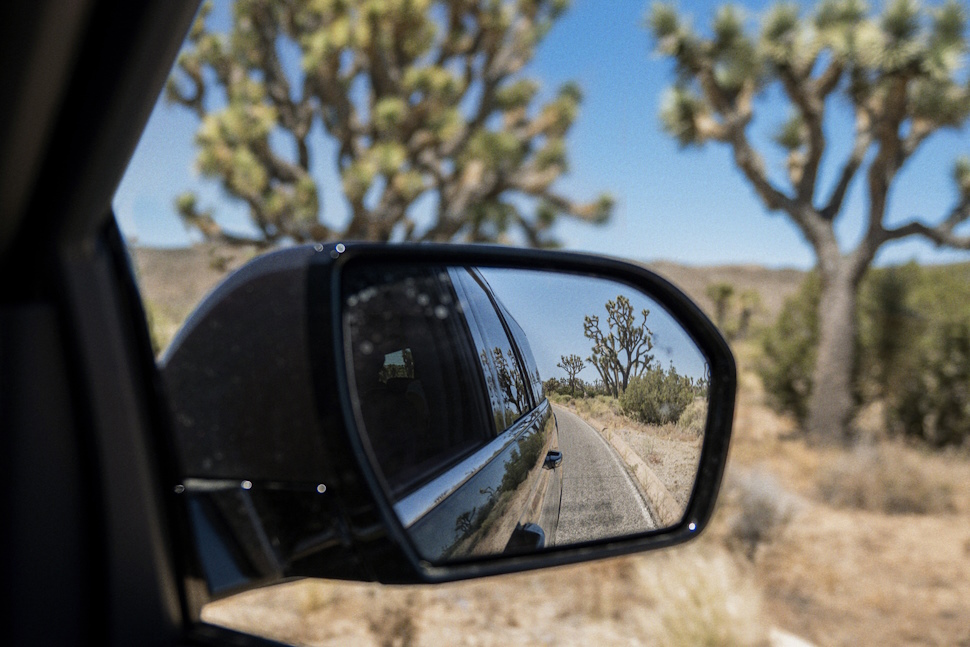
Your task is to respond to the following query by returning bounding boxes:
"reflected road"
[553,405,658,544]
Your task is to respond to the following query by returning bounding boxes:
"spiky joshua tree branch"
[167,0,614,247]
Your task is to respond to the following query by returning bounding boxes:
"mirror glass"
[342,264,710,564]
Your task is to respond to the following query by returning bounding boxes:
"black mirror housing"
[161,243,736,598]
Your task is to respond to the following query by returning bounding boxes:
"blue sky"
[114,0,970,270]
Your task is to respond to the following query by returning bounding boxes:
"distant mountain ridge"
[130,245,807,348]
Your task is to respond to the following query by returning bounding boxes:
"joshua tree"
[167,0,613,248]
[556,353,585,396]
[705,282,735,331]
[649,0,970,441]
[736,289,762,339]
[583,295,654,397]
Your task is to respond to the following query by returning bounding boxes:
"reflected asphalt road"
[553,405,658,544]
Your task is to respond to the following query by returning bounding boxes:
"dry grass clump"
[560,394,622,419]
[553,394,703,443]
[817,442,956,515]
[636,547,768,647]
[723,470,798,561]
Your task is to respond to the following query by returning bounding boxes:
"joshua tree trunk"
[807,262,860,443]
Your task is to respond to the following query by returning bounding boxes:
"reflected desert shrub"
[678,397,708,437]
[818,443,956,515]
[143,298,179,355]
[591,394,623,416]
[620,366,695,425]
[543,376,566,395]
[560,393,622,420]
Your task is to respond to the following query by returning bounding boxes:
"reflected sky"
[479,268,707,384]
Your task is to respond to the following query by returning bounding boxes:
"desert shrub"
[620,365,695,425]
[545,376,600,398]
[678,397,708,437]
[578,381,608,397]
[706,282,734,332]
[734,289,763,341]
[856,265,920,401]
[892,322,970,448]
[760,263,970,446]
[758,272,820,424]
[143,298,178,355]
[592,394,622,415]
[757,266,917,423]
[566,393,621,420]
[884,263,970,447]
[817,443,955,514]
[726,470,796,560]
[543,377,569,396]
[143,299,165,355]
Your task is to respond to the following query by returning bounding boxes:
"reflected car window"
[452,268,530,432]
[343,265,493,496]
[495,298,544,404]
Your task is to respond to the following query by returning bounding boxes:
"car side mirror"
[160,244,735,597]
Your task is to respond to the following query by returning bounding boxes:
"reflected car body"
[344,265,563,562]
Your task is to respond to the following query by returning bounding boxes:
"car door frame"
[0,1,268,645]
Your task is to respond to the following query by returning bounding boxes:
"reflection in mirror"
[342,264,710,565]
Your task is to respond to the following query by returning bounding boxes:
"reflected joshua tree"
[583,295,654,397]
[556,354,585,396]
[483,346,530,415]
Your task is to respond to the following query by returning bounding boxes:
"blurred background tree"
[759,262,970,446]
[705,282,734,331]
[649,0,970,442]
[166,0,613,248]
[704,282,762,340]
[735,288,762,339]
